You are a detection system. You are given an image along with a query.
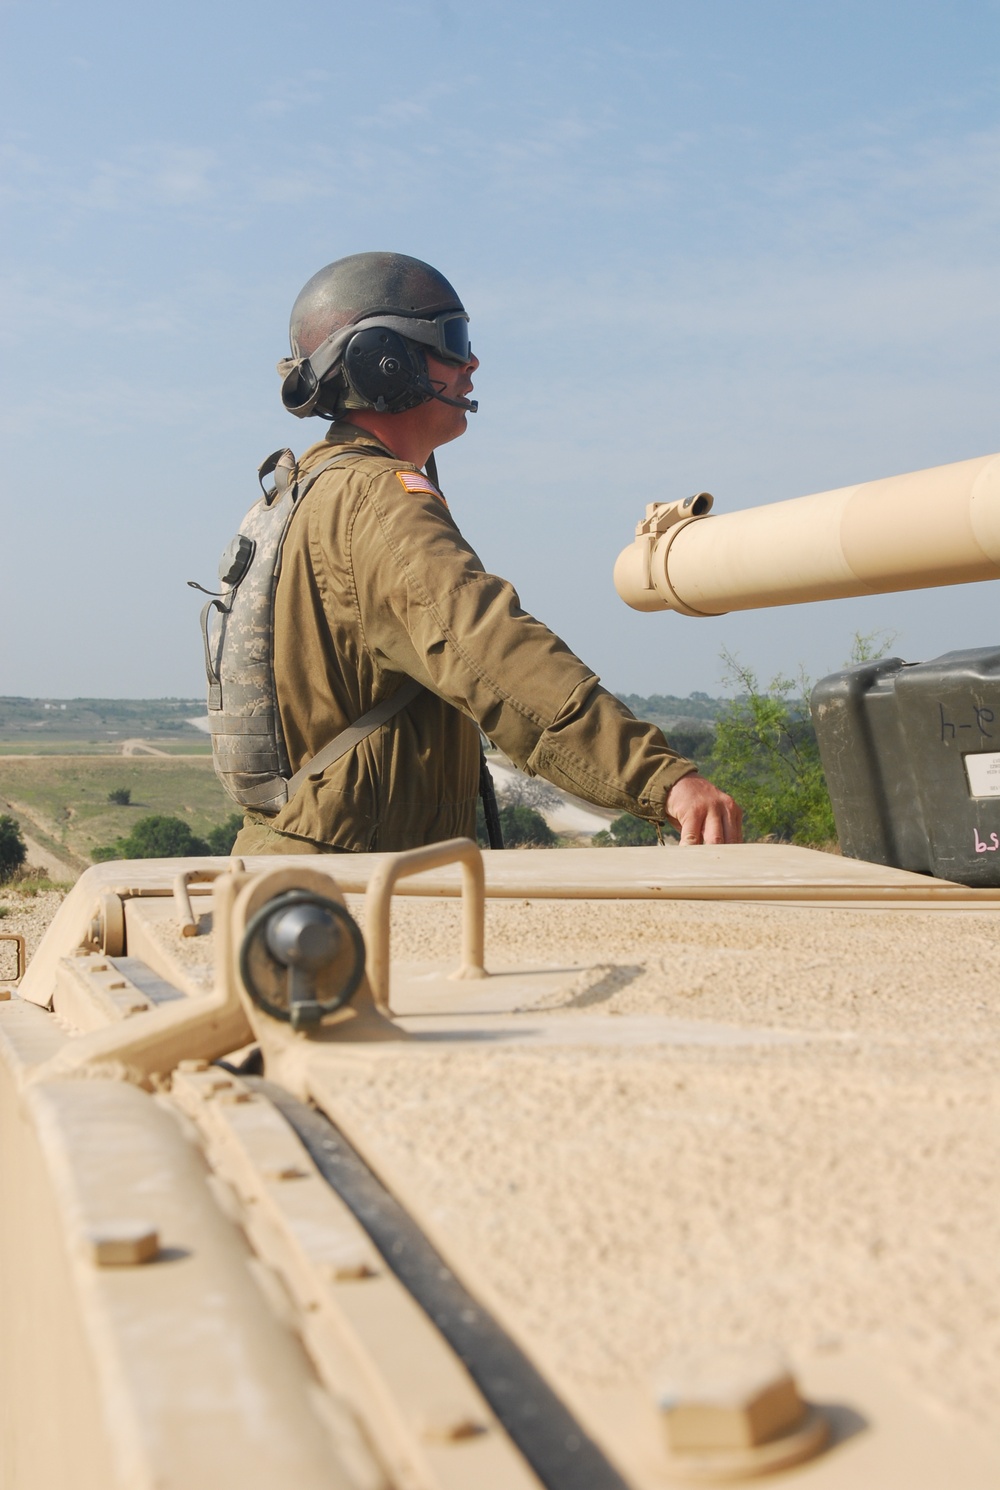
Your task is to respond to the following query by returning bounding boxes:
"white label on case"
[964,751,1000,796]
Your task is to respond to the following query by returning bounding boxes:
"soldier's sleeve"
[350,467,696,820]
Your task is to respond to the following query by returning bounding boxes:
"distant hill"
[0,698,206,745]
[615,691,727,726]
[613,692,729,759]
[0,692,731,752]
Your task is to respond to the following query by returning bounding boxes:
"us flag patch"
[395,470,443,500]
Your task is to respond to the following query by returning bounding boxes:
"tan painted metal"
[87,890,126,955]
[0,930,26,984]
[656,1345,828,1480]
[25,862,343,1083]
[614,450,1000,613]
[363,837,487,1013]
[53,951,157,1030]
[296,874,1000,1488]
[254,842,1000,905]
[5,844,1000,1487]
[170,1063,542,1490]
[26,869,255,1084]
[17,848,1000,1014]
[173,860,245,936]
[0,1000,365,1490]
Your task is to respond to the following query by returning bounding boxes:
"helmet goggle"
[403,310,471,365]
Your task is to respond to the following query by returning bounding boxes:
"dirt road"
[0,797,82,882]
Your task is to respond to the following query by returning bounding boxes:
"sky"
[1,0,999,701]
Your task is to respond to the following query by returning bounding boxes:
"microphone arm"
[421,372,478,413]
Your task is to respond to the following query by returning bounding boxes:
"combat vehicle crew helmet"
[278,251,477,419]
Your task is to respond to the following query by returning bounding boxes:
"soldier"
[232,252,741,855]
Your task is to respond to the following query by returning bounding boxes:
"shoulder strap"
[294,444,392,502]
[286,677,423,795]
[282,446,424,793]
[294,450,353,500]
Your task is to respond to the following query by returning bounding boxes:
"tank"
[3,838,1000,1488]
[4,451,1000,1488]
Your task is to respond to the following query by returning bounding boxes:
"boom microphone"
[431,389,479,413]
[421,372,478,413]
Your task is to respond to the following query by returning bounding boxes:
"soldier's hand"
[664,774,743,845]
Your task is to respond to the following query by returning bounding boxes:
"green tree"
[668,726,716,761]
[476,801,555,847]
[205,813,244,856]
[592,813,660,846]
[107,787,132,805]
[499,803,555,846]
[0,816,27,882]
[92,814,210,862]
[848,627,898,666]
[708,651,836,846]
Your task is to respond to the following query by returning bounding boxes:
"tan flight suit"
[233,422,696,856]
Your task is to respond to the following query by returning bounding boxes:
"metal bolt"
[264,1164,310,1182]
[657,1345,807,1453]
[419,1402,488,1443]
[322,1246,380,1282]
[177,1058,210,1073]
[85,1221,160,1267]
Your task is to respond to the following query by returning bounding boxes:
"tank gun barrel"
[614,451,1000,615]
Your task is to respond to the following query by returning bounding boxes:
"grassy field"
[0,756,236,869]
[0,697,210,755]
[0,741,212,756]
[0,691,730,873]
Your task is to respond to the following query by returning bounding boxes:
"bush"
[5,867,72,893]
[205,813,244,856]
[107,787,132,806]
[592,813,660,847]
[476,800,555,847]
[497,803,555,847]
[92,814,210,862]
[0,816,27,883]
[666,726,716,761]
[707,651,836,845]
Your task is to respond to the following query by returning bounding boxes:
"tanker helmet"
[278,251,476,419]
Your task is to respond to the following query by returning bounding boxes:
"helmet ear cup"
[343,327,427,413]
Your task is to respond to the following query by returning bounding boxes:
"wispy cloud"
[0,269,187,343]
[0,139,48,205]
[252,169,337,204]
[0,370,204,438]
[254,68,332,119]
[70,145,218,211]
